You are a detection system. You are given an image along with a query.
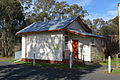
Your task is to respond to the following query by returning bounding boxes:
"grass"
[0,57,90,69]
[100,58,120,75]
[100,58,120,66]
[104,68,120,75]
[0,57,92,69]
[112,69,120,74]
[0,57,15,63]
[15,60,90,69]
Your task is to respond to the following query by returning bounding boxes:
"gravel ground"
[0,62,120,80]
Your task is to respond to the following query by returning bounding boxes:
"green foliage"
[86,18,106,34]
[0,0,24,57]
[100,16,118,35]
[86,17,119,56]
[93,53,106,63]
[21,0,88,24]
[100,58,120,66]
[86,16,118,35]
[0,0,88,57]
[112,69,120,74]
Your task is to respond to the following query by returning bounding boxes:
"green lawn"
[0,57,99,69]
[100,58,120,75]
[100,58,120,66]
[112,69,120,74]
[15,60,90,69]
[0,57,15,63]
[0,57,91,69]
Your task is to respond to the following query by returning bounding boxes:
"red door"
[72,40,78,59]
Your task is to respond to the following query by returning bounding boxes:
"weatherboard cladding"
[17,17,104,38]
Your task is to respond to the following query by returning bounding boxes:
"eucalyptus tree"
[21,0,88,23]
[0,0,24,56]
[67,4,88,18]
[100,16,118,35]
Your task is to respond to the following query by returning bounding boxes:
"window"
[90,39,95,45]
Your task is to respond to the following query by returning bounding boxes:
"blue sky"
[56,0,120,21]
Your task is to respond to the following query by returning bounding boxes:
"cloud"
[56,0,91,6]
[85,10,118,21]
[107,10,117,17]
[79,0,91,6]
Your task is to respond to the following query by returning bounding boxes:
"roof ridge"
[16,16,78,35]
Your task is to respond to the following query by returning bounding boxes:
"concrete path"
[0,62,120,80]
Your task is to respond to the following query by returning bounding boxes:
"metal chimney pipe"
[44,17,47,22]
[118,3,120,52]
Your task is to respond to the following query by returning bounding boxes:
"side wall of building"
[67,35,104,62]
[67,34,91,61]
[22,31,64,61]
[91,39,104,61]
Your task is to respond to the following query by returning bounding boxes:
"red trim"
[16,29,64,35]
[18,28,103,39]
[22,58,83,64]
[65,29,104,39]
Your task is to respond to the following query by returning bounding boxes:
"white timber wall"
[22,31,64,61]
[68,34,91,61]
[67,20,85,32]
[22,35,26,58]
[78,38,91,61]
[66,20,92,61]
[91,39,104,61]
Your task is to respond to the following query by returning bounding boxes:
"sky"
[56,0,120,21]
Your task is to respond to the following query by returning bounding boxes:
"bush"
[93,53,106,63]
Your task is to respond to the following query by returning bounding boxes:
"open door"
[72,40,78,59]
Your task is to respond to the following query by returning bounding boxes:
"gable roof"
[16,16,104,39]
[16,16,91,34]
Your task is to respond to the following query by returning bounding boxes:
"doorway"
[72,40,78,59]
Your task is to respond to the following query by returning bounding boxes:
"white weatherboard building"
[17,16,104,64]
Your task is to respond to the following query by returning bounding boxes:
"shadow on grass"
[0,63,102,80]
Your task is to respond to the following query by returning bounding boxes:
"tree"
[67,4,88,18]
[0,0,24,57]
[85,18,106,34]
[99,16,119,56]
[100,16,118,35]
[85,17,119,57]
[21,0,88,23]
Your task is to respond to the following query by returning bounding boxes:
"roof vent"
[44,17,47,22]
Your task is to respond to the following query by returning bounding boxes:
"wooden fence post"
[70,53,72,69]
[108,56,111,73]
[116,54,119,68]
[33,54,35,66]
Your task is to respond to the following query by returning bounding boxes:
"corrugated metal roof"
[16,17,77,34]
[16,16,104,38]
[67,29,104,38]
